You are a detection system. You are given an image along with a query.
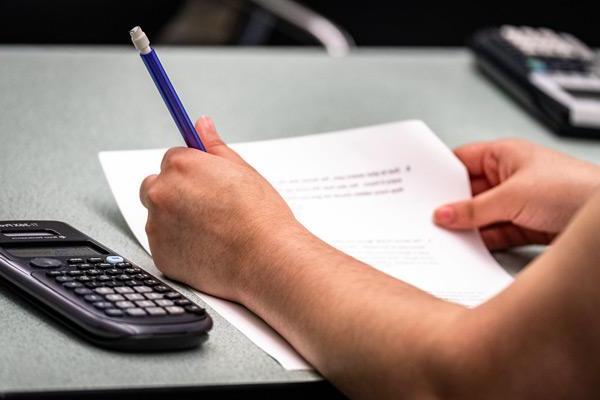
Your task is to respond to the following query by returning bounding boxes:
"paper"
[99,120,513,370]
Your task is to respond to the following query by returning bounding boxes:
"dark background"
[0,0,597,47]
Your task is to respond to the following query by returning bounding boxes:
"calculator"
[470,26,600,138]
[0,220,212,351]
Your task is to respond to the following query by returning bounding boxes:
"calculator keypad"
[45,257,206,319]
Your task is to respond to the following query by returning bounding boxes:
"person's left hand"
[139,116,299,302]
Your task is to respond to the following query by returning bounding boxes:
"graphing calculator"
[0,221,212,351]
[470,26,600,138]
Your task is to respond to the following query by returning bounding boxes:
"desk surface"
[0,46,598,396]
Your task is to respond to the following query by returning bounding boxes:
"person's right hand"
[433,139,600,250]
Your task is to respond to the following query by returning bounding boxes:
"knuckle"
[140,175,156,194]
[145,220,156,236]
[163,148,192,172]
[146,185,166,207]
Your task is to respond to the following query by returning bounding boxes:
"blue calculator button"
[106,256,124,264]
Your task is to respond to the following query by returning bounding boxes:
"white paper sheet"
[99,120,513,370]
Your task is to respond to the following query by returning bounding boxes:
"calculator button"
[68,270,83,276]
[185,305,206,315]
[104,281,119,288]
[155,299,174,307]
[106,256,124,264]
[124,268,137,274]
[85,282,103,288]
[93,301,113,309]
[124,280,141,287]
[87,257,103,264]
[114,286,134,294]
[97,263,112,269]
[84,294,103,302]
[124,293,144,301]
[106,269,121,275]
[67,258,85,264]
[105,294,125,302]
[146,307,167,316]
[125,308,147,317]
[77,263,92,270]
[63,281,83,288]
[143,279,159,286]
[175,299,192,306]
[115,301,135,309]
[77,276,92,282]
[46,271,65,277]
[133,286,152,293]
[165,306,185,315]
[94,287,115,295]
[144,293,163,300]
[133,273,151,280]
[116,262,131,268]
[74,288,93,295]
[55,276,74,282]
[135,300,155,308]
[153,285,170,293]
[97,275,111,281]
[104,309,124,317]
[164,292,182,299]
[117,274,131,281]
[30,258,62,268]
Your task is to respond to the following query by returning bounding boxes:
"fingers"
[454,139,530,179]
[453,142,491,177]
[480,224,555,251]
[195,116,249,167]
[470,177,491,196]
[140,174,158,208]
[433,184,518,230]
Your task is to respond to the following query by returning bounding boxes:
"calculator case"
[0,220,212,351]
[469,27,600,139]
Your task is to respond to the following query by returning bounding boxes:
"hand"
[139,116,298,301]
[433,139,600,250]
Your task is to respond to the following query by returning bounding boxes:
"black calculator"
[470,26,600,138]
[0,220,212,351]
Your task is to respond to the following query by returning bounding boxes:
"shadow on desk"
[6,382,347,400]
[0,280,346,399]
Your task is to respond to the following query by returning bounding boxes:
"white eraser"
[129,26,151,54]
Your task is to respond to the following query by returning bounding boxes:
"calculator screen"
[4,245,104,258]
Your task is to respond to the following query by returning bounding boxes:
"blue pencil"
[129,26,206,152]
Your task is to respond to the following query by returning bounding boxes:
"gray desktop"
[0,46,598,397]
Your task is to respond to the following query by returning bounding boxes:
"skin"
[140,116,600,399]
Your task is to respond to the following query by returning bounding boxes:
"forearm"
[234,193,600,399]
[440,192,600,399]
[236,223,466,399]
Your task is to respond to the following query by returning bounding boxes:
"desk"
[0,47,598,398]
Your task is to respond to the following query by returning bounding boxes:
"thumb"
[195,116,249,166]
[433,184,518,230]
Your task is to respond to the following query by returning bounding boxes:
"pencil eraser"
[129,26,151,54]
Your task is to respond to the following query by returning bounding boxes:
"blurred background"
[0,0,597,52]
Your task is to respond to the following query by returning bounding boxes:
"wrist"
[235,219,320,308]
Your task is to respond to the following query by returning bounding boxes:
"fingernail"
[434,206,455,224]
